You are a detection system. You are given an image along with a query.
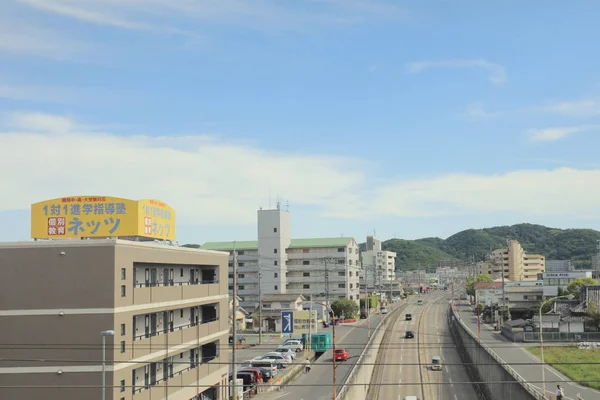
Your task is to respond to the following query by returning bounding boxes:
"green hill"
[383,223,600,272]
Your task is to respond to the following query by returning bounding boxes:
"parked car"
[405,330,414,339]
[273,348,297,360]
[333,348,349,362]
[260,354,288,368]
[242,358,278,375]
[360,311,368,319]
[380,307,389,314]
[277,339,303,352]
[237,368,263,384]
[263,351,293,363]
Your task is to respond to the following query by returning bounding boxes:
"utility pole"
[258,260,263,345]
[232,244,238,400]
[366,265,371,338]
[332,308,337,400]
[500,254,506,328]
[324,257,330,314]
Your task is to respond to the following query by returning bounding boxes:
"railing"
[524,331,600,342]
[134,279,219,288]
[133,317,219,341]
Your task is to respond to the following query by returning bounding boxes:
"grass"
[527,346,600,390]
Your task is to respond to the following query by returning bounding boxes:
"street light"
[538,294,573,398]
[101,330,115,400]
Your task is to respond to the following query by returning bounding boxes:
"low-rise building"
[474,282,504,306]
[541,271,594,297]
[0,239,230,400]
[254,294,305,332]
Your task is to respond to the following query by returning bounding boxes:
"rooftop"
[202,237,354,251]
[474,282,503,290]
[261,294,306,302]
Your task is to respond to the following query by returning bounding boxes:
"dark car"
[405,313,412,321]
[405,330,414,339]
[360,311,368,319]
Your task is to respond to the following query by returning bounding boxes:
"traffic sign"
[282,311,294,334]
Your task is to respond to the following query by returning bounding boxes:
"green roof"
[201,237,354,251]
[201,240,258,251]
[289,237,353,248]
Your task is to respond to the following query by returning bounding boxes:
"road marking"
[454,394,458,400]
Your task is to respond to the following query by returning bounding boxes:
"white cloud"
[369,168,600,219]
[16,0,404,34]
[527,125,599,142]
[0,113,366,224]
[407,59,507,85]
[4,112,600,228]
[460,99,600,121]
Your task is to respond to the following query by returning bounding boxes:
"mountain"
[382,223,600,272]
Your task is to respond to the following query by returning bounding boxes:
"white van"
[431,356,442,371]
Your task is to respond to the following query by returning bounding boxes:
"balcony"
[133,281,222,305]
[132,319,223,358]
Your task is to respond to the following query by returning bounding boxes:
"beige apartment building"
[477,240,545,281]
[0,239,229,400]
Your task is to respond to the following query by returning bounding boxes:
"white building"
[542,271,594,297]
[360,235,396,287]
[474,282,505,306]
[202,206,361,310]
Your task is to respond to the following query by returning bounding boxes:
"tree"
[331,299,359,320]
[359,296,379,310]
[585,303,600,331]
[465,274,493,297]
[567,277,598,299]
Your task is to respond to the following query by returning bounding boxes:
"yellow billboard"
[31,196,176,241]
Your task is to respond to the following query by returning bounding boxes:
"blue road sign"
[282,311,294,334]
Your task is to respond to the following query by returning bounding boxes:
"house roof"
[261,294,305,302]
[474,282,503,290]
[532,314,562,323]
[202,237,354,251]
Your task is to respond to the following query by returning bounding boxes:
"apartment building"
[202,207,361,311]
[478,240,545,281]
[0,239,229,400]
[545,259,574,273]
[360,235,397,287]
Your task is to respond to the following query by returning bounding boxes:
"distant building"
[360,235,396,287]
[438,260,460,269]
[541,271,594,297]
[479,240,545,281]
[474,282,504,306]
[436,266,470,287]
[202,206,361,310]
[545,259,574,273]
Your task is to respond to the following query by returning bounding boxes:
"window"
[238,285,245,290]
[180,268,184,277]
[274,272,278,278]
[337,247,344,252]
[121,268,126,280]
[238,274,245,278]
[228,273,233,279]
[338,272,345,276]
[238,251,245,255]
[274,248,278,254]
[263,303,271,309]
[303,284,310,289]
[120,285,126,297]
[274,285,278,290]
[273,228,278,233]
[303,249,309,253]
[120,341,126,353]
[350,284,353,289]
[120,380,125,392]
[337,259,344,264]
[303,261,310,265]
[228,285,233,290]
[239,262,245,267]
[274,261,278,266]
[228,262,233,267]
[338,283,345,288]
[349,272,353,277]
[180,309,184,318]
[120,323,126,336]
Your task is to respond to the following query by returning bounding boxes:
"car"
[380,307,389,314]
[405,330,414,339]
[360,311,368,319]
[333,348,349,362]
[273,348,296,360]
[405,313,412,321]
[277,339,303,352]
[261,353,291,366]
[236,368,263,384]
[431,356,442,371]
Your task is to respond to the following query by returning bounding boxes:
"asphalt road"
[456,302,600,400]
[258,300,405,400]
[372,292,479,400]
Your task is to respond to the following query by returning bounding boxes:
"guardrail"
[450,305,545,400]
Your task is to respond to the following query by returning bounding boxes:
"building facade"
[202,207,361,311]
[541,271,594,297]
[478,240,545,281]
[474,282,505,307]
[545,259,574,273]
[0,239,229,400]
[360,236,396,287]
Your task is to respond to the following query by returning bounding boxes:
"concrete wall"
[449,307,542,400]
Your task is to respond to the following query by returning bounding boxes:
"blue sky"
[2,0,600,245]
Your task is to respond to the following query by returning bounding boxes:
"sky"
[2,0,600,245]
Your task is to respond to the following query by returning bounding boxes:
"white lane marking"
[454,394,458,400]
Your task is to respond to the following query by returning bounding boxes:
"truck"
[301,331,333,354]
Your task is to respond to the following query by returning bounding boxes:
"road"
[370,292,479,400]
[456,302,600,400]
[259,300,405,400]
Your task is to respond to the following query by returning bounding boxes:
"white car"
[381,307,389,314]
[260,353,289,368]
[273,348,297,360]
[277,340,303,352]
[263,352,293,363]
